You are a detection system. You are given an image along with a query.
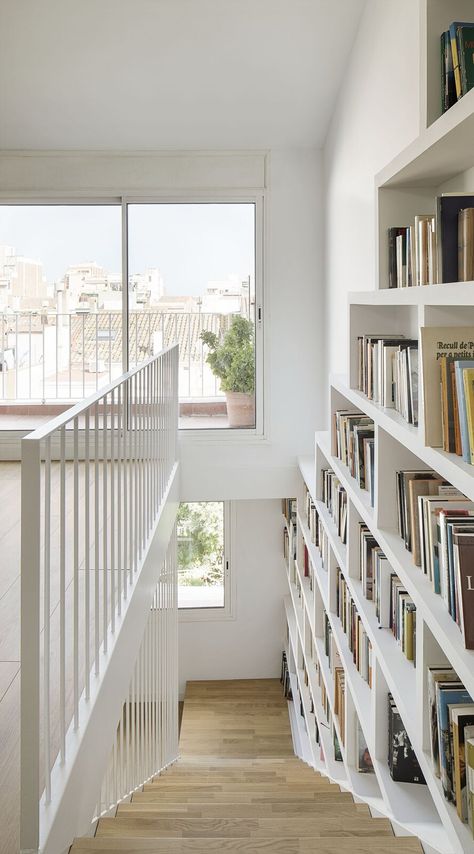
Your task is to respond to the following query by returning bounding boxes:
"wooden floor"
[71,679,423,854]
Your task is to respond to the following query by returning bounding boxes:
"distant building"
[0,244,48,309]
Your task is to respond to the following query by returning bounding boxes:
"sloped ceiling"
[0,0,365,150]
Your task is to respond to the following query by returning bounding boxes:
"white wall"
[178,499,287,699]
[180,148,325,501]
[323,0,421,376]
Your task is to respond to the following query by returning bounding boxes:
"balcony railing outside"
[0,310,233,403]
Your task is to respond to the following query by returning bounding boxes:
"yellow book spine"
[451,29,462,99]
[462,369,474,465]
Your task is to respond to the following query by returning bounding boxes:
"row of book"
[283,518,297,564]
[388,694,425,784]
[357,333,418,426]
[305,487,319,546]
[359,522,417,665]
[396,468,474,650]
[321,469,347,543]
[334,410,375,507]
[388,194,474,288]
[421,326,474,461]
[282,497,297,526]
[335,569,373,685]
[428,667,474,829]
[280,650,292,700]
[441,22,474,114]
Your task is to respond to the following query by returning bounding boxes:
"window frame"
[177,500,236,623]
[0,191,266,439]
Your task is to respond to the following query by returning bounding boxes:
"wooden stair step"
[131,791,351,804]
[95,815,394,838]
[72,836,423,853]
[142,784,338,794]
[120,802,370,817]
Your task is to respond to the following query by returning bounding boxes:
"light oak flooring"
[71,679,423,854]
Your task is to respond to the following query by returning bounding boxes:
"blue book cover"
[454,361,474,462]
[436,684,472,800]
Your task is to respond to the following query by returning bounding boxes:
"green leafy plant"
[200,315,255,394]
[177,502,223,587]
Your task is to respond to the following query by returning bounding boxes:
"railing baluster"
[43,436,52,803]
[102,393,108,653]
[85,409,91,701]
[73,417,80,730]
[60,425,66,761]
[117,384,122,615]
[94,400,100,676]
[110,388,115,633]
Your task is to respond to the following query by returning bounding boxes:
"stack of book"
[388,193,474,288]
[388,694,425,784]
[428,666,474,829]
[282,497,297,525]
[280,650,292,700]
[388,216,437,288]
[357,333,418,425]
[396,468,474,649]
[441,22,474,113]
[305,486,319,545]
[334,410,375,504]
[421,326,474,458]
[335,570,373,686]
[321,468,347,543]
[334,667,345,744]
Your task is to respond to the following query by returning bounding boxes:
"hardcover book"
[420,326,474,447]
[437,194,474,283]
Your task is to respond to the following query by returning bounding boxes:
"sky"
[0,203,255,296]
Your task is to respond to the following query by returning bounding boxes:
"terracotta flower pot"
[225,392,255,428]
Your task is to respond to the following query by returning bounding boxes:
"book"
[428,668,460,775]
[388,694,425,784]
[463,367,474,465]
[441,30,457,112]
[449,22,474,100]
[453,530,474,649]
[454,360,474,462]
[437,194,474,283]
[420,326,474,447]
[458,208,474,282]
[450,706,474,819]
[466,737,474,831]
[415,215,437,285]
[436,683,473,800]
[457,24,474,96]
[356,722,374,773]
[388,227,406,288]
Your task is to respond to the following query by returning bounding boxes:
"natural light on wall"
[177,501,225,608]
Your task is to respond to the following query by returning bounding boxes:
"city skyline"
[0,202,255,296]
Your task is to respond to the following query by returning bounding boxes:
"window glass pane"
[127,203,256,430]
[177,501,225,608]
[0,205,122,405]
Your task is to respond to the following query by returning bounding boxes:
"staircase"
[71,679,423,853]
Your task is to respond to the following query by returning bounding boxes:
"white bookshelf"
[284,4,474,852]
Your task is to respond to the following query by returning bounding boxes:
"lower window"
[177,501,231,613]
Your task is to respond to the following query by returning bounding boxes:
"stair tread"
[72,837,423,852]
[120,803,370,816]
[96,815,394,838]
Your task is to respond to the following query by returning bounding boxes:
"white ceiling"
[0,0,365,151]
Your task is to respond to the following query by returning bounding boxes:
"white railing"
[95,531,178,817]
[0,309,233,403]
[20,344,179,854]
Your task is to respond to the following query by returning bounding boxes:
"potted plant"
[200,315,255,427]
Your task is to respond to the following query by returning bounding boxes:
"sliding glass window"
[127,203,256,430]
[0,204,122,404]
